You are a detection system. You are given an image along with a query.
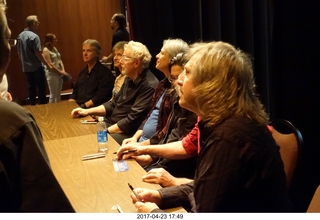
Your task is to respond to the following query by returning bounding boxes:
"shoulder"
[95,62,113,74]
[0,100,36,137]
[114,28,129,40]
[201,117,273,152]
[144,69,159,88]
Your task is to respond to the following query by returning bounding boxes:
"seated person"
[111,41,128,99]
[71,41,159,145]
[126,41,291,213]
[69,39,115,108]
[122,38,189,145]
[0,2,74,212]
[125,53,197,187]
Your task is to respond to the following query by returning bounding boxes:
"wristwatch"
[80,103,86,109]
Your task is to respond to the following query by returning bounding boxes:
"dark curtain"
[127,0,271,110]
[127,0,320,212]
[271,0,320,212]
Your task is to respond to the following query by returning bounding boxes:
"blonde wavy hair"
[124,41,152,69]
[186,41,269,127]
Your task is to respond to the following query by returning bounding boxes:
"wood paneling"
[5,0,122,104]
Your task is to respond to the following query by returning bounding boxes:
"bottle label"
[97,130,108,143]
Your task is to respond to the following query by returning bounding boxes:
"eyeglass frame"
[120,55,135,62]
[168,74,180,83]
[3,37,18,46]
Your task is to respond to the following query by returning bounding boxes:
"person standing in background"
[17,15,51,105]
[43,33,69,103]
[101,13,129,72]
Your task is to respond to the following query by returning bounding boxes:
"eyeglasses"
[121,55,134,62]
[168,75,179,83]
[3,37,18,46]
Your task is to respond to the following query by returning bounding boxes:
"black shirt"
[103,69,159,135]
[70,61,115,106]
[112,28,129,47]
[157,117,291,212]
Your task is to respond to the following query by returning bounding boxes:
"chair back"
[307,185,320,212]
[270,119,303,188]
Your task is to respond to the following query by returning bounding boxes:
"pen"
[80,120,97,124]
[82,152,106,161]
[128,183,142,202]
[116,204,123,213]
[113,149,137,154]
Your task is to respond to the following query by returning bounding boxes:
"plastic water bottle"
[97,117,108,152]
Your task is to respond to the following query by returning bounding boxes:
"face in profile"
[120,48,136,77]
[169,64,183,87]
[110,14,117,30]
[155,48,171,77]
[177,58,197,114]
[113,48,124,70]
[82,44,98,64]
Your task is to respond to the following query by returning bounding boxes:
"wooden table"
[23,101,186,213]
[23,101,97,141]
[44,133,184,213]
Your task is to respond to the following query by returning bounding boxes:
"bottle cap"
[98,117,104,122]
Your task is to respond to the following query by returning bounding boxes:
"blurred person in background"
[43,33,70,103]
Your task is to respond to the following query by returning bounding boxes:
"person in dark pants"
[17,15,51,105]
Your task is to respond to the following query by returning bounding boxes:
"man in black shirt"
[71,41,158,144]
[69,39,115,108]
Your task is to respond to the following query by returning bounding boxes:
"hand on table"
[142,168,178,187]
[71,107,89,117]
[122,137,138,146]
[116,142,145,160]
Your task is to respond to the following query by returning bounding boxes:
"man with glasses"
[17,15,51,105]
[71,41,159,144]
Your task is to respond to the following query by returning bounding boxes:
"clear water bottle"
[97,117,108,152]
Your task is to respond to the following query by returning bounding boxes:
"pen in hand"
[113,149,137,154]
[128,183,142,202]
